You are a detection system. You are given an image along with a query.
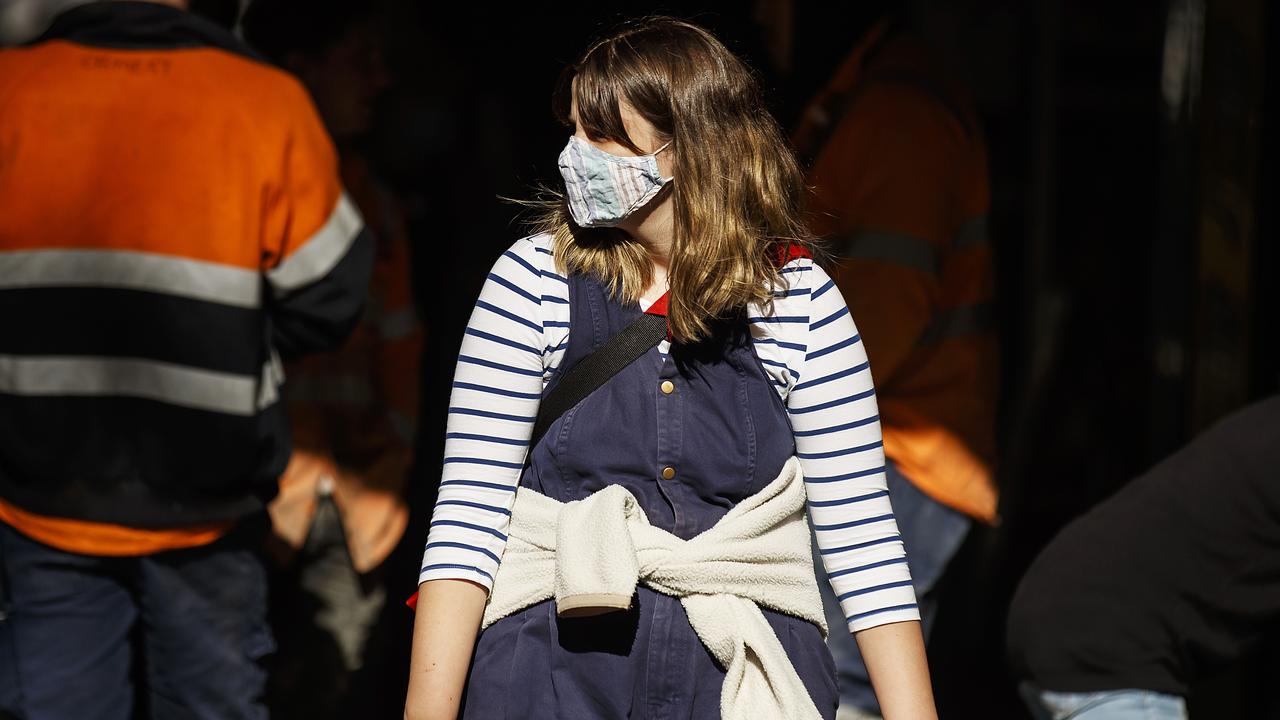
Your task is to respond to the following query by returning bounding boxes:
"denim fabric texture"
[0,519,273,720]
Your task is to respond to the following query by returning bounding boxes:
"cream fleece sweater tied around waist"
[482,456,829,720]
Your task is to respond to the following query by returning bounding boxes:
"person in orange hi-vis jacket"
[788,6,999,719]
[0,2,374,718]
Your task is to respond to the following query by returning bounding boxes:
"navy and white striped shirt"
[422,234,919,633]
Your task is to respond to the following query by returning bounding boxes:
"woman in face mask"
[405,17,937,720]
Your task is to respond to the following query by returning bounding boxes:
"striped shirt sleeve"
[780,260,921,633]
[418,236,567,589]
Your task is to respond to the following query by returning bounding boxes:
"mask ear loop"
[650,141,673,183]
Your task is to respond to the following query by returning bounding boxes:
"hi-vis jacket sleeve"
[262,87,374,357]
[821,84,965,384]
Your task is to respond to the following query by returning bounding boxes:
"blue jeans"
[814,462,971,715]
[0,519,274,719]
[1020,684,1189,720]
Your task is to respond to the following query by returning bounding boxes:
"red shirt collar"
[643,293,670,317]
[775,243,813,266]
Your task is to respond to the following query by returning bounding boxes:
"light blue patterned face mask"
[558,136,672,228]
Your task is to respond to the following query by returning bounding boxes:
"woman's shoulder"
[759,253,830,313]
[489,233,560,281]
[485,234,570,321]
[748,254,843,347]
[777,254,816,280]
[502,233,556,267]
[770,245,834,292]
[516,232,556,256]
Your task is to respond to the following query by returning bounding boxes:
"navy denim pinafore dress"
[462,272,838,719]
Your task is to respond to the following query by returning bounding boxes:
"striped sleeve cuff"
[834,554,920,633]
[419,558,497,589]
[845,600,922,634]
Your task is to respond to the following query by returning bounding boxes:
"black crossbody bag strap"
[528,313,668,451]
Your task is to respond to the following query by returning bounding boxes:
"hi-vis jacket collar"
[36,1,260,60]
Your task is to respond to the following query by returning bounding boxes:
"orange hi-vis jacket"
[794,22,999,524]
[0,2,373,554]
[268,153,422,574]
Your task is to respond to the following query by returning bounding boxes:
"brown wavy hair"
[528,17,815,344]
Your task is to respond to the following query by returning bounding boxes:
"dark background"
[2,0,1275,717]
